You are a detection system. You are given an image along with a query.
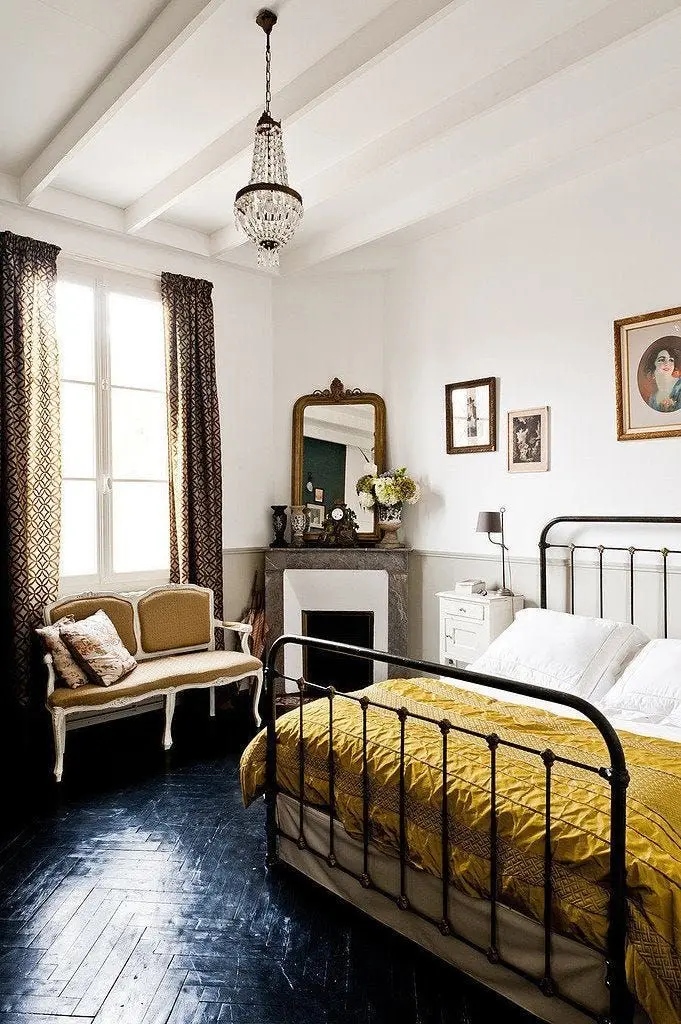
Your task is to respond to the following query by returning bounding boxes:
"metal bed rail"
[539,515,681,633]
[264,635,632,1024]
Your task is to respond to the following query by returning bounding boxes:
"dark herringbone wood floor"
[0,693,536,1024]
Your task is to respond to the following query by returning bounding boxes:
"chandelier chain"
[265,32,271,114]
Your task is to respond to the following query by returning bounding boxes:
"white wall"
[271,272,387,504]
[386,140,681,562]
[0,203,274,550]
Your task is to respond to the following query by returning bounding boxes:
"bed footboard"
[264,635,633,1024]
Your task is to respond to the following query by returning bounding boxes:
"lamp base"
[497,587,514,597]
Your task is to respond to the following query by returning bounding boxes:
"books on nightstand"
[454,579,486,596]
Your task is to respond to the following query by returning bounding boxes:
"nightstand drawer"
[441,598,485,622]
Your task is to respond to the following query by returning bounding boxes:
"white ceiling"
[2,0,681,274]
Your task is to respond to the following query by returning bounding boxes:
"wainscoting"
[409,548,681,663]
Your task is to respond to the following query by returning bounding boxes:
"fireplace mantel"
[265,548,409,678]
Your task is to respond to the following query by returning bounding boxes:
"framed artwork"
[445,377,496,454]
[314,487,325,503]
[508,407,549,473]
[306,503,325,530]
[614,305,681,441]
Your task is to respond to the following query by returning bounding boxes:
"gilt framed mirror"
[292,378,386,544]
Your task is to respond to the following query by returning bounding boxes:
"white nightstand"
[437,591,524,667]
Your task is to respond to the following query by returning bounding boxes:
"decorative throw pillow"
[36,615,90,689]
[61,610,137,686]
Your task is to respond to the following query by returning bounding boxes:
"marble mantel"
[265,548,409,679]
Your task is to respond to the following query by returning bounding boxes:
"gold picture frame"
[445,377,497,454]
[614,305,681,441]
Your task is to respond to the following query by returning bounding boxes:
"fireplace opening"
[301,610,374,692]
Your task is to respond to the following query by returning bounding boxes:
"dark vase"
[270,505,289,548]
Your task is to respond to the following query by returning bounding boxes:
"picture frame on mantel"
[614,305,681,441]
[445,377,496,454]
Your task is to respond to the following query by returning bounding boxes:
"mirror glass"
[301,403,376,532]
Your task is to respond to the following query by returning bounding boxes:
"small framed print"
[445,377,496,454]
[614,305,681,441]
[306,503,325,530]
[314,487,325,503]
[508,407,549,473]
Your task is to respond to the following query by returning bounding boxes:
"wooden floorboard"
[0,695,537,1023]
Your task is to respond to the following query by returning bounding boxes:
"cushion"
[48,650,262,709]
[36,615,89,689]
[601,639,681,725]
[138,588,212,654]
[47,595,137,655]
[470,608,648,701]
[60,610,137,686]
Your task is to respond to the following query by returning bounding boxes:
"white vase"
[377,502,403,548]
[290,505,308,547]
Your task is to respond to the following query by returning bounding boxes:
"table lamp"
[476,506,513,596]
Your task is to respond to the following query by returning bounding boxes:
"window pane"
[112,482,169,574]
[60,480,97,577]
[109,293,165,390]
[56,281,95,382]
[111,388,168,481]
[61,382,96,478]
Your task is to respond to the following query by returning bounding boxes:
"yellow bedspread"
[240,677,681,1023]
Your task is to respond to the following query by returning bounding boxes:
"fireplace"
[302,610,374,691]
[265,548,409,692]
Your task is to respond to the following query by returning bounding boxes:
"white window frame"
[58,260,170,596]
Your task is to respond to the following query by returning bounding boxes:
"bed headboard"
[539,515,681,637]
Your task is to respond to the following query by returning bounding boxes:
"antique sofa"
[43,583,263,782]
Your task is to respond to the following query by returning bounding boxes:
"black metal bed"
[262,515,681,1024]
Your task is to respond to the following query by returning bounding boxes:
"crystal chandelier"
[234,9,303,270]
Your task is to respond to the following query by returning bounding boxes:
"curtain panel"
[0,231,61,709]
[161,272,224,629]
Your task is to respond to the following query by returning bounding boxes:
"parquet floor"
[0,695,536,1024]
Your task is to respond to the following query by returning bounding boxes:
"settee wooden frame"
[43,583,263,782]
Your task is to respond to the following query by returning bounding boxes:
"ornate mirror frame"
[292,378,387,545]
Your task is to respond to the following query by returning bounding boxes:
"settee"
[43,583,263,781]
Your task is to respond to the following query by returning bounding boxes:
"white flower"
[358,490,375,509]
[406,483,421,505]
[374,477,399,505]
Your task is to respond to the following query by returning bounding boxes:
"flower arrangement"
[356,466,421,510]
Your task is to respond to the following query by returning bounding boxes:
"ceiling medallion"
[234,9,303,271]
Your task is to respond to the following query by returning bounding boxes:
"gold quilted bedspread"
[240,677,681,1023]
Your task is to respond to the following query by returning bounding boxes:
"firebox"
[301,610,374,692]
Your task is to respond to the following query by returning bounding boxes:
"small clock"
[321,502,359,547]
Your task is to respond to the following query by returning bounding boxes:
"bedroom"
[0,1,680,1022]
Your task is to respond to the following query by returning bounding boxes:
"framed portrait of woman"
[615,306,681,441]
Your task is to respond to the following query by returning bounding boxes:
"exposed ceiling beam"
[19,0,228,205]
[209,0,681,257]
[124,0,462,233]
[281,82,681,274]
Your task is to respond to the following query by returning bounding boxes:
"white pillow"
[470,608,648,701]
[601,639,681,725]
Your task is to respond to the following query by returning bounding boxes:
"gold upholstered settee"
[42,584,263,782]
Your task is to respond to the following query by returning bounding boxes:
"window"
[56,265,170,588]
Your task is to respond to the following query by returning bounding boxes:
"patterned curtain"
[0,231,61,709]
[161,272,224,630]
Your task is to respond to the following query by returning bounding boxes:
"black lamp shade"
[476,510,502,534]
